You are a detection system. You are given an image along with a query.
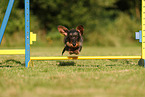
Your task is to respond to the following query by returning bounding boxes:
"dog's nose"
[73,43,76,46]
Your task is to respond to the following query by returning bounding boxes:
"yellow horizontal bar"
[30,56,141,60]
[0,49,25,55]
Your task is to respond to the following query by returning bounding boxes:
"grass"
[0,46,145,97]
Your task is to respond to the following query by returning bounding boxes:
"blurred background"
[0,0,141,47]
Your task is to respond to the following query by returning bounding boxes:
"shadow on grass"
[57,61,99,67]
[0,59,25,68]
[57,61,75,66]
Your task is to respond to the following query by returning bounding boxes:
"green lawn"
[0,46,145,97]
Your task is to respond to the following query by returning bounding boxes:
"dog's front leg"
[74,50,79,55]
[69,51,74,55]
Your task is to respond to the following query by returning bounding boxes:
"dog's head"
[58,25,84,46]
[58,25,84,55]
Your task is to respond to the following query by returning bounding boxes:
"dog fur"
[58,25,84,55]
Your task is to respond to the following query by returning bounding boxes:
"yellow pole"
[142,0,145,58]
[0,49,25,55]
[30,56,141,60]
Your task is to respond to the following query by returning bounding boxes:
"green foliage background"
[0,0,141,47]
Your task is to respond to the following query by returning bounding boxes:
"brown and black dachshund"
[58,25,84,55]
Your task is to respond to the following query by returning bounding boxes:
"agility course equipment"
[0,0,145,67]
[30,56,141,60]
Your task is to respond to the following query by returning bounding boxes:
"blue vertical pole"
[0,0,15,44]
[144,60,145,68]
[25,0,30,67]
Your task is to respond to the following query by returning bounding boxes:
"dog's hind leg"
[62,47,66,55]
[62,45,69,55]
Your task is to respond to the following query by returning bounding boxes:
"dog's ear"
[58,25,69,36]
[76,25,84,35]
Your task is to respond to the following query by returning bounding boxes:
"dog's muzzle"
[72,37,77,46]
[72,41,76,46]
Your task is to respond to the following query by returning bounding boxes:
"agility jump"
[0,0,144,67]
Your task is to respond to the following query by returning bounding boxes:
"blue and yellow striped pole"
[25,0,30,67]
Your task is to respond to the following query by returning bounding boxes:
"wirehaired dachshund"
[58,25,84,55]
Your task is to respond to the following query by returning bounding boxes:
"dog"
[58,25,84,55]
